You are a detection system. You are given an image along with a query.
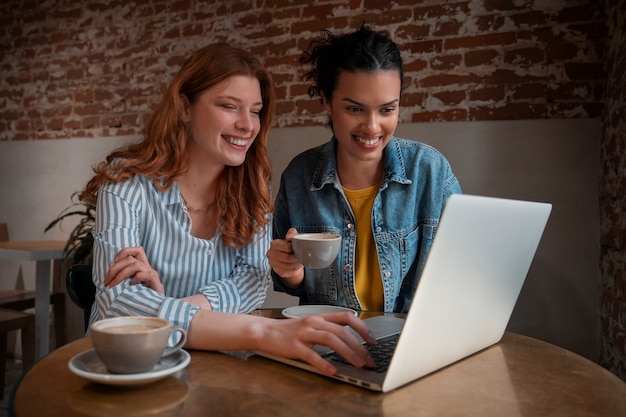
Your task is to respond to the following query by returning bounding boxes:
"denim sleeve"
[270,175,307,297]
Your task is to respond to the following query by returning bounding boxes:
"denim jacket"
[272,136,462,313]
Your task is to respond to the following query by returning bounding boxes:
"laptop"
[256,194,552,392]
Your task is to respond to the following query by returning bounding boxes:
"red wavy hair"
[81,43,275,247]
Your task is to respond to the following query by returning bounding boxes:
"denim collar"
[310,136,412,191]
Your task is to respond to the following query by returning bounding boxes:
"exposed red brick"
[66,67,84,80]
[355,9,412,27]
[64,119,82,129]
[0,109,19,121]
[510,11,547,27]
[504,47,545,66]
[182,24,203,37]
[47,106,72,118]
[484,0,516,12]
[273,7,301,20]
[266,0,311,7]
[101,116,121,128]
[47,118,65,130]
[264,54,300,68]
[49,7,82,19]
[396,23,430,41]
[403,58,428,73]
[411,108,468,122]
[432,90,466,106]
[275,101,296,115]
[95,90,115,102]
[470,102,546,120]
[0,0,609,145]
[74,103,108,116]
[468,86,506,101]
[32,71,49,83]
[248,26,285,40]
[414,2,470,20]
[465,49,500,67]
[400,92,427,107]
[445,32,518,50]
[510,82,545,99]
[404,39,443,55]
[286,80,307,95]
[474,14,506,32]
[303,4,335,20]
[12,133,30,140]
[418,73,482,88]
[483,69,543,85]
[121,114,139,126]
[15,120,29,131]
[168,0,192,13]
[430,54,463,71]
[546,42,582,61]
[82,116,101,129]
[363,0,394,10]
[433,20,463,37]
[115,128,137,136]
[296,98,324,115]
[163,27,180,39]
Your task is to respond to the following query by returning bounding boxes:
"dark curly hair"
[300,24,404,104]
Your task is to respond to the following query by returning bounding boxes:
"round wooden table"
[10,311,626,417]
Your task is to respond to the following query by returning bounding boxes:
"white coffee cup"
[291,233,341,269]
[90,316,187,374]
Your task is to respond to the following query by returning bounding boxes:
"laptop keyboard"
[326,333,400,373]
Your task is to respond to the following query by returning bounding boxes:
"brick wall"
[1,0,623,379]
[0,0,605,140]
[599,0,626,381]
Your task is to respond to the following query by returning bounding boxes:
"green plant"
[45,192,95,268]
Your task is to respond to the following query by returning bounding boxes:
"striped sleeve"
[89,179,201,333]
[198,223,272,313]
[89,175,271,335]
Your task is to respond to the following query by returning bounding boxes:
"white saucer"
[281,305,358,319]
[68,349,190,386]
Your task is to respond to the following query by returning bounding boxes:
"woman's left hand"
[104,246,165,294]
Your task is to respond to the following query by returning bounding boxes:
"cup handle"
[163,326,187,357]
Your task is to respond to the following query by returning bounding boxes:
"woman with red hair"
[81,43,375,375]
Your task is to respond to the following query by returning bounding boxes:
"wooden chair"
[66,264,95,332]
[0,308,35,400]
[0,223,66,348]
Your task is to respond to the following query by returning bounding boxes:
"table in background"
[0,240,65,359]
[11,310,626,417]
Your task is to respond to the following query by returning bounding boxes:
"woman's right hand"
[266,227,305,287]
[104,246,165,295]
[254,311,377,375]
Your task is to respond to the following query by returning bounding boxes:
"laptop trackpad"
[313,315,405,355]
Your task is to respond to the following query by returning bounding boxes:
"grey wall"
[0,118,601,360]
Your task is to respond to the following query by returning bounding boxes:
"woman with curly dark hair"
[268,26,461,313]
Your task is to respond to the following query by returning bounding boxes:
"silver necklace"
[180,194,215,213]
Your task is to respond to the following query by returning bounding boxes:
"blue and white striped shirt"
[89,174,271,333]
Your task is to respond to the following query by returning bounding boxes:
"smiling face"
[181,74,263,168]
[324,70,401,168]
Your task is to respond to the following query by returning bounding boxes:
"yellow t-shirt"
[343,185,384,311]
